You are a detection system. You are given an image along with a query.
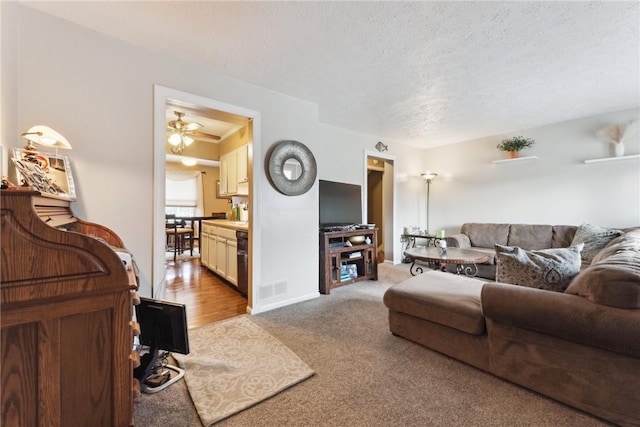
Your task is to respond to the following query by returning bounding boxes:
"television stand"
[319,228,378,294]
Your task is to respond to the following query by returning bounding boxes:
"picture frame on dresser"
[12,148,77,200]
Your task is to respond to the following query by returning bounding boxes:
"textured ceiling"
[20,1,640,149]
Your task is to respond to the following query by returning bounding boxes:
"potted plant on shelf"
[496,136,535,159]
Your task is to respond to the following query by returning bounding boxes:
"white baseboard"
[249,292,320,315]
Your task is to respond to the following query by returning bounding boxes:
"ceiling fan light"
[183,135,194,146]
[168,133,182,146]
[181,157,197,166]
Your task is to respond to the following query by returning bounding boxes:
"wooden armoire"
[1,190,138,426]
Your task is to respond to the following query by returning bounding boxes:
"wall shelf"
[492,156,539,164]
[583,154,640,164]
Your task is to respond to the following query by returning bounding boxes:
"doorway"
[153,85,261,318]
[363,151,397,264]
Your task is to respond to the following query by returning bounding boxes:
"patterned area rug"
[173,315,314,425]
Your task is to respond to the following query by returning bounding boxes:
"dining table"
[174,214,226,251]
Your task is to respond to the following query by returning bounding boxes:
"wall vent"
[259,281,287,299]
[273,281,287,295]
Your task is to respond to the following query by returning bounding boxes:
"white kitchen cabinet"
[207,229,217,270]
[201,226,210,268]
[219,145,248,196]
[215,235,227,278]
[202,221,239,286]
[226,150,238,195]
[236,144,249,196]
[237,144,248,184]
[200,224,218,271]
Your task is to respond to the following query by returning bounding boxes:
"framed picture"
[12,148,77,201]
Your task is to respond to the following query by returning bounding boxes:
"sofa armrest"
[446,234,471,248]
[481,283,640,358]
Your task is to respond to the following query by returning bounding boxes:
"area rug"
[173,315,314,425]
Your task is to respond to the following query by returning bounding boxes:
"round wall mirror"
[283,158,303,180]
[267,140,317,196]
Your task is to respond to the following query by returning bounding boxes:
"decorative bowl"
[348,236,366,244]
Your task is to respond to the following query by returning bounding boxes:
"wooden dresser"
[1,190,139,426]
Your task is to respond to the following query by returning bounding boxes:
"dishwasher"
[236,230,248,297]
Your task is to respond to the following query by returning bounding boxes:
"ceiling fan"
[167,111,221,155]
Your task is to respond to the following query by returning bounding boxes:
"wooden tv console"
[1,190,139,426]
[319,228,378,294]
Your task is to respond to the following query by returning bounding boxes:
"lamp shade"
[21,125,72,150]
[421,171,438,182]
[168,133,182,146]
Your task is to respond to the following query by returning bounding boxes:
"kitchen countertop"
[202,219,249,231]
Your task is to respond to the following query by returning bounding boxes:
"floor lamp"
[421,172,438,234]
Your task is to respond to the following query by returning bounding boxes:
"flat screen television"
[319,179,363,228]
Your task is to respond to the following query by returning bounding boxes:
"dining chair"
[165,214,194,261]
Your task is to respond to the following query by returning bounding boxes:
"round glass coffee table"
[404,247,489,277]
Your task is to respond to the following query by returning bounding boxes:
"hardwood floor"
[163,257,247,329]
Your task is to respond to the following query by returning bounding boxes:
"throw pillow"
[570,223,622,265]
[495,244,583,292]
[565,232,640,309]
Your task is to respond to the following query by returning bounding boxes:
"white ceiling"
[21,1,640,149]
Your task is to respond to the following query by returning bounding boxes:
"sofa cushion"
[570,223,623,264]
[462,223,509,248]
[591,228,640,264]
[508,224,553,250]
[383,271,486,335]
[482,283,640,359]
[552,225,577,248]
[565,231,640,309]
[495,244,583,292]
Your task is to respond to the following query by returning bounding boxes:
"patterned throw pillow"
[495,244,584,292]
[570,223,622,265]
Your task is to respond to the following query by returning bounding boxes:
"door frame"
[362,150,398,264]
[153,85,261,309]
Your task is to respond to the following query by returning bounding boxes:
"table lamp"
[21,125,72,162]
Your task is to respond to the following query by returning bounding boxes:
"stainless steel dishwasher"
[236,230,248,297]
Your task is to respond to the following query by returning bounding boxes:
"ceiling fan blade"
[182,122,203,132]
[190,130,221,141]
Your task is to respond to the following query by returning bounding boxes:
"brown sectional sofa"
[384,226,640,426]
[444,223,578,279]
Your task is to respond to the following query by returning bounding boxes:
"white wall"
[4,4,638,314]
[3,4,422,312]
[423,108,640,235]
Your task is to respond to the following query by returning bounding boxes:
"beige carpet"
[172,315,314,426]
[135,263,608,426]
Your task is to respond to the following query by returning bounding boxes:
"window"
[165,171,203,217]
